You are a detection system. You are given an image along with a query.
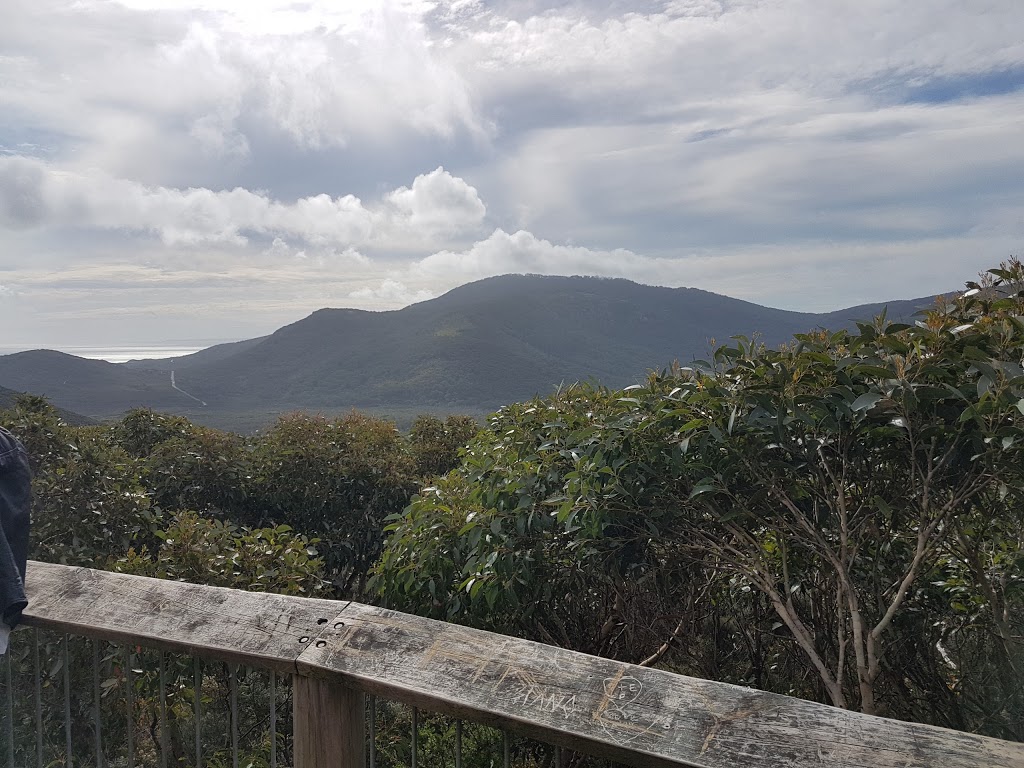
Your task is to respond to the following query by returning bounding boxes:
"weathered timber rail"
[20,560,1024,768]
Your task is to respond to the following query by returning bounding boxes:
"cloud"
[386,167,487,238]
[0,157,486,250]
[348,279,434,305]
[454,1,1024,107]
[662,1,724,18]
[0,155,48,228]
[478,89,1024,251]
[0,0,486,181]
[241,8,487,148]
[412,229,650,282]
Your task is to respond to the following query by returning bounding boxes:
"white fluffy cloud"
[386,167,487,239]
[0,157,485,249]
[348,279,434,306]
[413,229,649,282]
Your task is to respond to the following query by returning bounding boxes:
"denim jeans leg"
[0,427,31,630]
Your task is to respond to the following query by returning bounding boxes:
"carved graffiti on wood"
[592,667,674,745]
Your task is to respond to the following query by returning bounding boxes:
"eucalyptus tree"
[671,262,1024,720]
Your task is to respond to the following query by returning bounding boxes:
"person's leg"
[0,427,31,652]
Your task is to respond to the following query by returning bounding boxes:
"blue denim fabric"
[0,427,30,628]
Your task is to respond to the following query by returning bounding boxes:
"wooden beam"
[21,561,347,672]
[293,676,365,768]
[20,562,1024,768]
[296,601,1024,768]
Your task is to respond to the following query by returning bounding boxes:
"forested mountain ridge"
[0,274,941,419]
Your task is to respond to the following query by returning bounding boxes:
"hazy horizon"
[0,344,224,363]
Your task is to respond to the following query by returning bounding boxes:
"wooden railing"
[14,560,1024,768]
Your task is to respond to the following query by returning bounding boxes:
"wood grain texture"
[20,562,1024,768]
[293,675,365,768]
[296,602,1024,768]
[22,561,348,672]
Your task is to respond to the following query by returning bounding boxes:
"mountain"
[0,275,943,421]
[0,350,200,417]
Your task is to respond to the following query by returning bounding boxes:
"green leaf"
[851,392,883,411]
[689,482,717,499]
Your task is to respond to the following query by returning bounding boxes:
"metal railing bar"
[367,694,376,768]
[269,670,277,768]
[158,651,168,768]
[92,638,103,768]
[229,664,239,768]
[63,633,72,768]
[411,706,418,768]
[502,729,510,768]
[194,656,202,768]
[33,628,42,768]
[455,719,463,768]
[126,646,135,768]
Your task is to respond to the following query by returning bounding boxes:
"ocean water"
[0,345,209,363]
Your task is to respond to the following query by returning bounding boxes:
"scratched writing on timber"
[497,666,579,718]
[421,640,674,743]
[423,639,580,718]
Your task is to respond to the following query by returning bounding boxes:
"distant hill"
[0,350,200,418]
[0,275,943,420]
[0,384,97,426]
[120,335,269,371]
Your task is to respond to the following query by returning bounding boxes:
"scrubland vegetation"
[3,261,1023,754]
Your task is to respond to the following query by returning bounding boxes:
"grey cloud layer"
[0,0,1022,347]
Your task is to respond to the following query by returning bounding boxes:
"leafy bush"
[373,382,701,663]
[408,414,479,477]
[375,260,1024,737]
[114,511,325,596]
[143,427,250,515]
[245,411,419,596]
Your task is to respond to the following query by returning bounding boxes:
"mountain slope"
[120,335,269,371]
[0,384,96,426]
[0,275,943,418]
[0,350,202,417]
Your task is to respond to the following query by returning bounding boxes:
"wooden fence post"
[293,674,366,768]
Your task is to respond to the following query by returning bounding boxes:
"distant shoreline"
[0,345,212,364]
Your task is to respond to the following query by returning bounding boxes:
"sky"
[1,0,1022,349]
